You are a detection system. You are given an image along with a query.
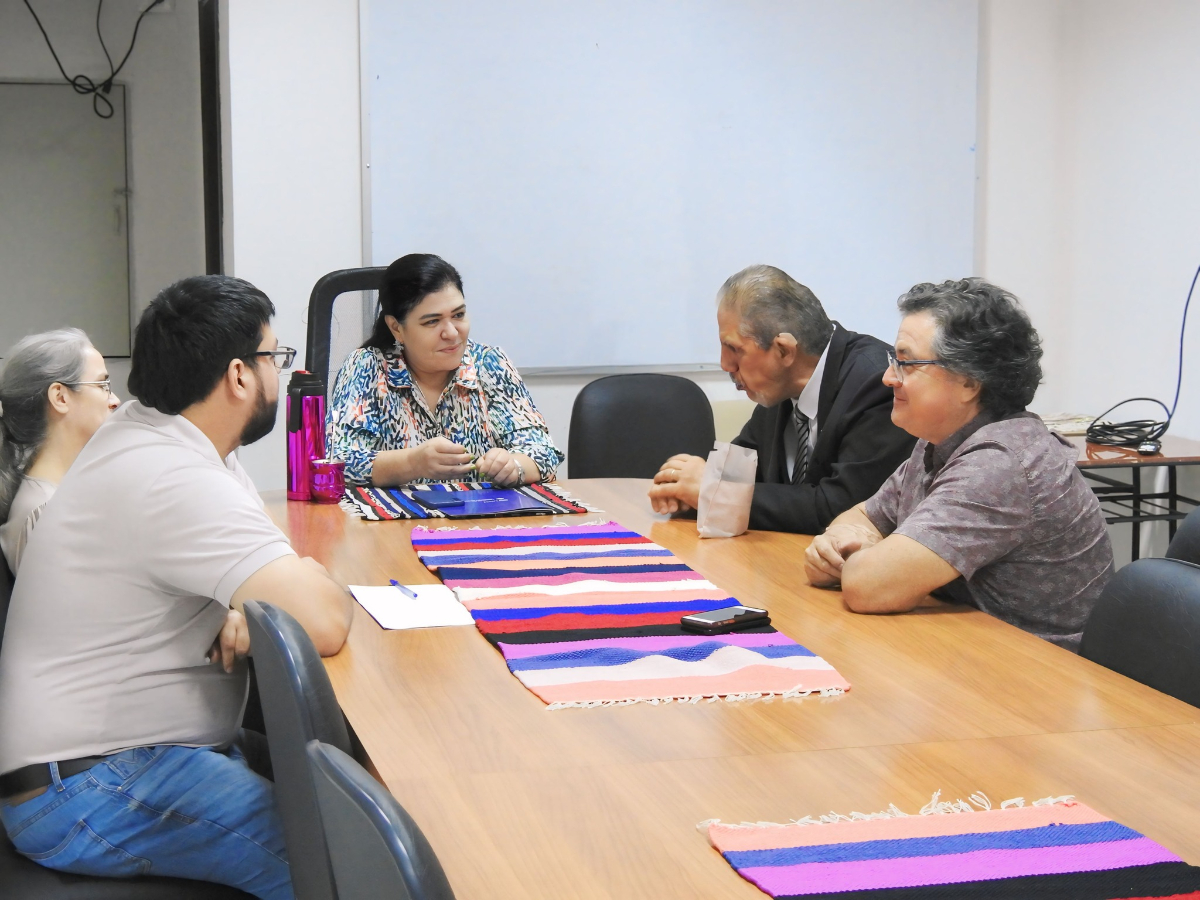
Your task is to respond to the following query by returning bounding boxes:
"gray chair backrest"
[243,601,352,900]
[1080,557,1200,708]
[568,373,716,478]
[306,741,455,900]
[1165,506,1200,566]
[0,558,11,652]
[306,267,387,396]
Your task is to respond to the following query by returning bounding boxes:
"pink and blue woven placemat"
[411,520,849,708]
[705,798,1200,898]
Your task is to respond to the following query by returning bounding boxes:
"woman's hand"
[411,437,474,480]
[475,448,524,486]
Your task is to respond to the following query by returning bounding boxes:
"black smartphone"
[680,605,770,635]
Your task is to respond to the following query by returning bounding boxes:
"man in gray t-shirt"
[0,277,352,898]
[805,278,1114,651]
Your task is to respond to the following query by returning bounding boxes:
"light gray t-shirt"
[864,411,1114,651]
[0,476,56,574]
[0,402,295,773]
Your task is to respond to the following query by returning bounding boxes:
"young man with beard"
[0,276,352,898]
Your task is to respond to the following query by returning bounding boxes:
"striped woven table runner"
[706,798,1200,898]
[411,520,849,708]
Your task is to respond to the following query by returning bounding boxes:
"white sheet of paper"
[349,584,475,630]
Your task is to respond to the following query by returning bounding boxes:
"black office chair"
[0,565,250,897]
[1165,506,1200,566]
[306,267,387,395]
[0,557,11,654]
[567,374,716,478]
[1080,557,1200,708]
[307,741,455,900]
[243,601,353,900]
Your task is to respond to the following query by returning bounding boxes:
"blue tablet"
[411,488,557,518]
[414,492,466,509]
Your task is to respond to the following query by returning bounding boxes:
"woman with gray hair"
[804,278,1113,651]
[0,329,120,572]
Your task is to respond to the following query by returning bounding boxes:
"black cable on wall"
[1086,262,1197,449]
[22,0,165,119]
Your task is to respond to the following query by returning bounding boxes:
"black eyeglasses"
[886,350,945,383]
[252,347,297,372]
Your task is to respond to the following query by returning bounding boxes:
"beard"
[240,379,279,446]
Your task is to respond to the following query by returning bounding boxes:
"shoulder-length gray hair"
[0,328,93,519]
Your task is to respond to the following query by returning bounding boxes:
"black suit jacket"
[731,323,916,534]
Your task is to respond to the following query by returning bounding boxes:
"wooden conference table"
[265,480,1200,900]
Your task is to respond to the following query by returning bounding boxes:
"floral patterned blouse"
[326,340,564,485]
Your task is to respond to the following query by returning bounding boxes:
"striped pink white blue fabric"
[412,521,850,707]
[707,800,1200,899]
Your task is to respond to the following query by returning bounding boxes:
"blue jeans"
[0,741,292,900]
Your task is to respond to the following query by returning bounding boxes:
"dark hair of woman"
[363,253,464,352]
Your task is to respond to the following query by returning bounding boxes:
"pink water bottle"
[286,371,326,501]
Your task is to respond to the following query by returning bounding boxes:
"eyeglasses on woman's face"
[61,379,113,396]
[885,349,946,384]
[252,347,297,372]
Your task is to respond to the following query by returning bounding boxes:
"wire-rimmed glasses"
[886,350,945,383]
[61,379,113,395]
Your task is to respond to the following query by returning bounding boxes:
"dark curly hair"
[897,278,1043,415]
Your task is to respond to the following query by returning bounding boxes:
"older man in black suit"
[649,264,915,534]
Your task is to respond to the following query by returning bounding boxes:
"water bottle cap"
[288,371,324,391]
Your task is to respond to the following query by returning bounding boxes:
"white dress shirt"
[783,341,830,481]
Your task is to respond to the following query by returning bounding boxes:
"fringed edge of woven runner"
[545,686,846,711]
[340,495,370,518]
[695,790,1078,834]
[529,482,603,513]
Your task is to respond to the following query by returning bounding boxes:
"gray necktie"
[792,402,810,485]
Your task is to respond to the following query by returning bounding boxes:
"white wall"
[224,0,363,489]
[1,0,206,395]
[978,0,1200,559]
[1059,1,1200,440]
[979,0,1200,434]
[976,0,1070,409]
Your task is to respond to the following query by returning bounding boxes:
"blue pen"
[389,579,419,599]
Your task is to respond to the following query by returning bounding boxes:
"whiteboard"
[366,1,978,368]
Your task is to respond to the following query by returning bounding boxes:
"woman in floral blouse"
[327,253,564,486]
